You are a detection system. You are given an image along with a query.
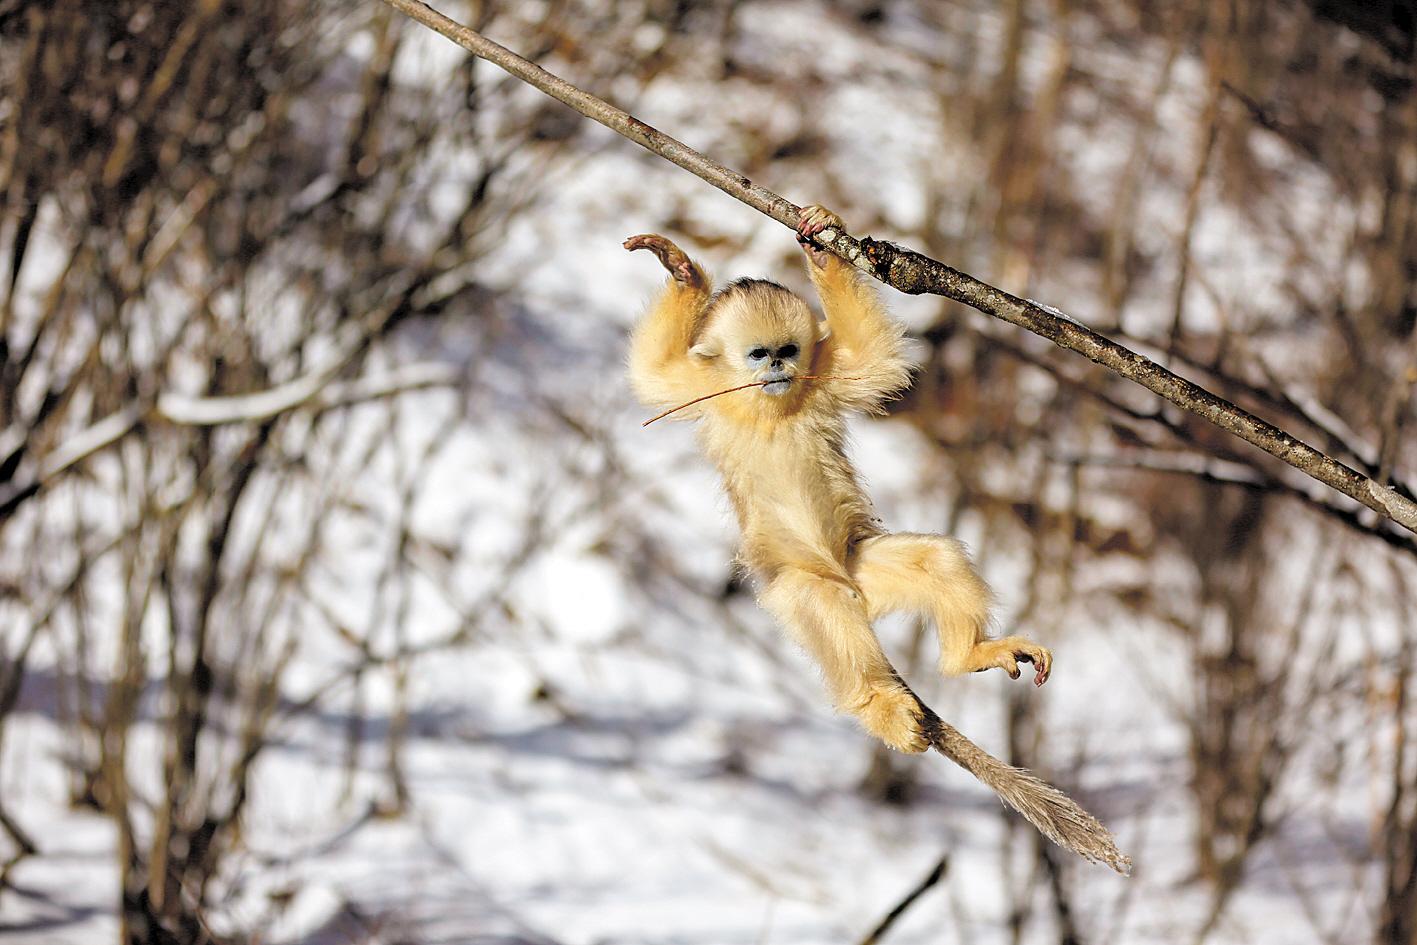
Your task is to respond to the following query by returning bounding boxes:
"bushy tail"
[920,708,1131,875]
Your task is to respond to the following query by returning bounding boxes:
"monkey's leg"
[850,534,1052,687]
[759,568,928,753]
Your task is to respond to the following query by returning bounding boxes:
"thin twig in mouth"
[640,375,862,427]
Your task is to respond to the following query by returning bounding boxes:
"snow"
[0,1,1406,943]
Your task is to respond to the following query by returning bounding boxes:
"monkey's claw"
[624,233,703,288]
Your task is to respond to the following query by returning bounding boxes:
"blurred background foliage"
[1,0,1416,943]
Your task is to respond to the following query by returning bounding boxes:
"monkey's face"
[694,282,820,401]
[744,338,802,396]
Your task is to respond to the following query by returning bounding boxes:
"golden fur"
[624,208,1051,753]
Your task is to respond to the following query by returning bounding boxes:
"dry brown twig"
[858,853,950,945]
[640,374,866,426]
[380,0,1417,540]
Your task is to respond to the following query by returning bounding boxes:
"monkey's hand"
[624,234,705,289]
[797,204,844,269]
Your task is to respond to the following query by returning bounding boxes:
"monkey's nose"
[771,359,783,369]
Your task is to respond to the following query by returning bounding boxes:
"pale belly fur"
[700,414,878,581]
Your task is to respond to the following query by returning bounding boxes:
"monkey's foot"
[796,205,843,268]
[623,233,704,288]
[966,636,1053,688]
[851,685,929,753]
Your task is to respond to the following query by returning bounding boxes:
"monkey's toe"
[999,638,1052,687]
[1028,646,1053,687]
[963,636,1052,686]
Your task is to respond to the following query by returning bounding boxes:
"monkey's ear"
[689,340,721,359]
[816,320,832,342]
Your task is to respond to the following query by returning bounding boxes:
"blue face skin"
[747,342,801,396]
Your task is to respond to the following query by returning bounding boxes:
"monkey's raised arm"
[798,208,912,409]
[625,234,716,409]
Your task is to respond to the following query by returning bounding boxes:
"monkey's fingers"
[623,233,683,262]
[797,204,844,239]
[795,213,837,269]
[623,234,702,287]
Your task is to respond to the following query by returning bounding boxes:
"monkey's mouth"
[760,375,792,396]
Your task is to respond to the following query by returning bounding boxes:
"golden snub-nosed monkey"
[625,206,1051,753]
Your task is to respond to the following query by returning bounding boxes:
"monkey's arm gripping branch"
[381,0,1417,540]
[800,208,904,374]
[808,257,911,409]
[809,256,892,352]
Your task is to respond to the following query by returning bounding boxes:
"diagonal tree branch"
[381,0,1417,539]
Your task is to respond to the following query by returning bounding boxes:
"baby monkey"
[625,207,1051,753]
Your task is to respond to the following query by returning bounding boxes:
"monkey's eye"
[778,344,799,359]
[748,347,770,360]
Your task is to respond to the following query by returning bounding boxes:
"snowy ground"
[0,1,1399,942]
[1,383,1375,944]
